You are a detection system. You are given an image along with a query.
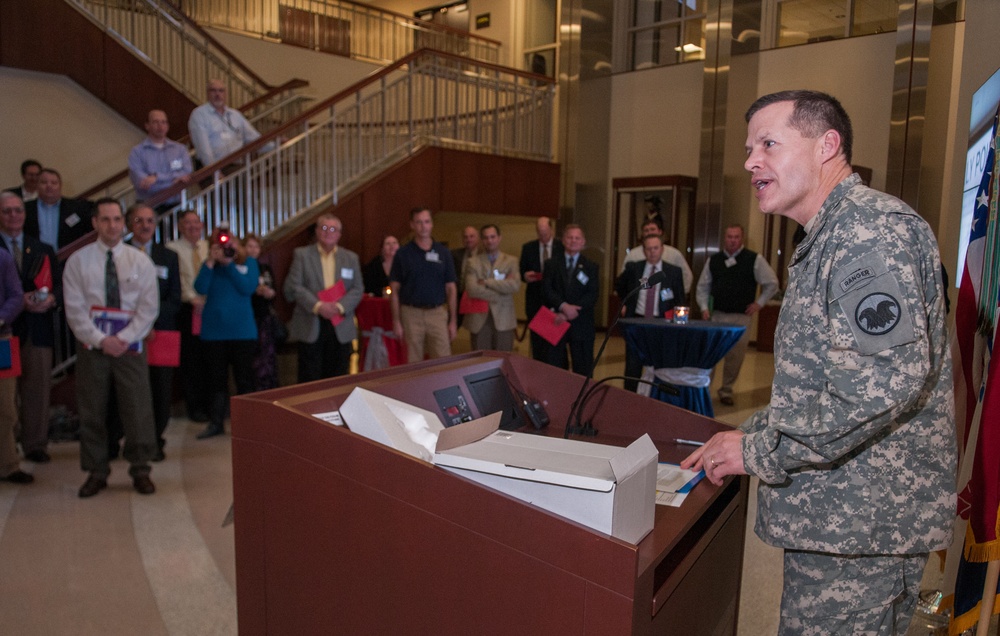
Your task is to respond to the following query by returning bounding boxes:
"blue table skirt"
[620,319,746,417]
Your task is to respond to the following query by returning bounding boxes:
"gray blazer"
[284,244,364,344]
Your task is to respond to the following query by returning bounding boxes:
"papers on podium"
[338,387,657,544]
[528,306,570,346]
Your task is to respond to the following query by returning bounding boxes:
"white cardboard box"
[338,387,658,544]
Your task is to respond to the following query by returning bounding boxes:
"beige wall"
[0,66,141,196]
[205,28,381,101]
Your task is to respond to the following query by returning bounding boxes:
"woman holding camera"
[193,227,259,439]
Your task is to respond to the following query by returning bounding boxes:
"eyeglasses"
[320,225,341,233]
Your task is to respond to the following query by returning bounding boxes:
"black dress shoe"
[189,411,210,423]
[196,425,224,440]
[132,475,156,495]
[3,470,34,484]
[25,450,51,463]
[78,475,108,498]
[719,395,734,406]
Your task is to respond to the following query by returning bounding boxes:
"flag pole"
[976,560,1000,635]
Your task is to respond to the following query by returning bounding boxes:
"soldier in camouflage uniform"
[682,90,955,635]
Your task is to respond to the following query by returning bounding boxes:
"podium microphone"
[640,269,668,290]
[564,267,669,438]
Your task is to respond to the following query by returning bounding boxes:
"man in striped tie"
[615,235,685,391]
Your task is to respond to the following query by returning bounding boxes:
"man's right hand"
[140,174,157,190]
[561,304,580,321]
[100,336,129,358]
[524,271,541,283]
[392,319,404,339]
[701,309,711,320]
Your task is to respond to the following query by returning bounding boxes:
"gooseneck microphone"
[564,266,670,438]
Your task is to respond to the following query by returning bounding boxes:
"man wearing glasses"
[284,214,363,382]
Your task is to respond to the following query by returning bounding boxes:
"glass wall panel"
[852,0,896,36]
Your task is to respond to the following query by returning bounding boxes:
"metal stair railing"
[181,0,501,65]
[67,0,273,107]
[149,48,554,242]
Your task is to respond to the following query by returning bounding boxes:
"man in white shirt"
[188,79,263,167]
[620,218,693,295]
[695,224,779,405]
[63,198,159,497]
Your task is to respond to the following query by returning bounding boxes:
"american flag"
[947,106,1000,635]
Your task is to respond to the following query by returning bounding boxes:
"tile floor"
[0,333,957,634]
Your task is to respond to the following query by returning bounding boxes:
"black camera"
[213,227,236,258]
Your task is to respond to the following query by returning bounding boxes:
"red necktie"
[644,267,657,317]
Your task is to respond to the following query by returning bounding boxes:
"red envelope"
[147,330,181,367]
[317,280,347,326]
[459,291,488,314]
[528,306,571,346]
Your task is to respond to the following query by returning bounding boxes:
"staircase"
[148,48,555,242]
[180,0,502,65]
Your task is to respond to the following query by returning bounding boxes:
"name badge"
[65,213,81,227]
[236,264,249,275]
[425,251,440,263]
[661,288,674,301]
[725,257,737,268]
[170,159,183,171]
[341,267,354,280]
[156,265,169,280]
[494,270,506,280]
[576,270,589,286]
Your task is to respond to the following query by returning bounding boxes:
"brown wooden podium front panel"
[232,352,747,635]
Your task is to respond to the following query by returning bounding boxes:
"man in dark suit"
[24,168,93,252]
[3,160,42,203]
[0,191,59,463]
[107,203,181,461]
[519,216,563,361]
[615,235,686,391]
[543,224,598,377]
[284,213,364,382]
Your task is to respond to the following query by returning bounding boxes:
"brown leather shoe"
[78,475,108,498]
[132,475,156,495]
[3,470,34,484]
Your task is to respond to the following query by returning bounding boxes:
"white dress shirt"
[63,240,159,348]
[621,243,693,293]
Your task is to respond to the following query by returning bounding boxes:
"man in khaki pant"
[390,208,457,362]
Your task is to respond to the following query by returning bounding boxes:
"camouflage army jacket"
[740,173,956,554]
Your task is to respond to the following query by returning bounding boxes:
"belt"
[403,303,443,310]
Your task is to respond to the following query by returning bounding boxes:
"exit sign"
[475,13,490,29]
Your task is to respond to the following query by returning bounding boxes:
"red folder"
[147,330,181,367]
[459,291,488,314]
[317,280,347,326]
[0,337,21,378]
[528,306,571,346]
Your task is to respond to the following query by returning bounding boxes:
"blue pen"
[673,438,705,447]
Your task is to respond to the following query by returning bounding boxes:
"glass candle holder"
[674,306,690,324]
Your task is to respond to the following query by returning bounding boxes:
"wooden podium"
[232,352,747,635]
